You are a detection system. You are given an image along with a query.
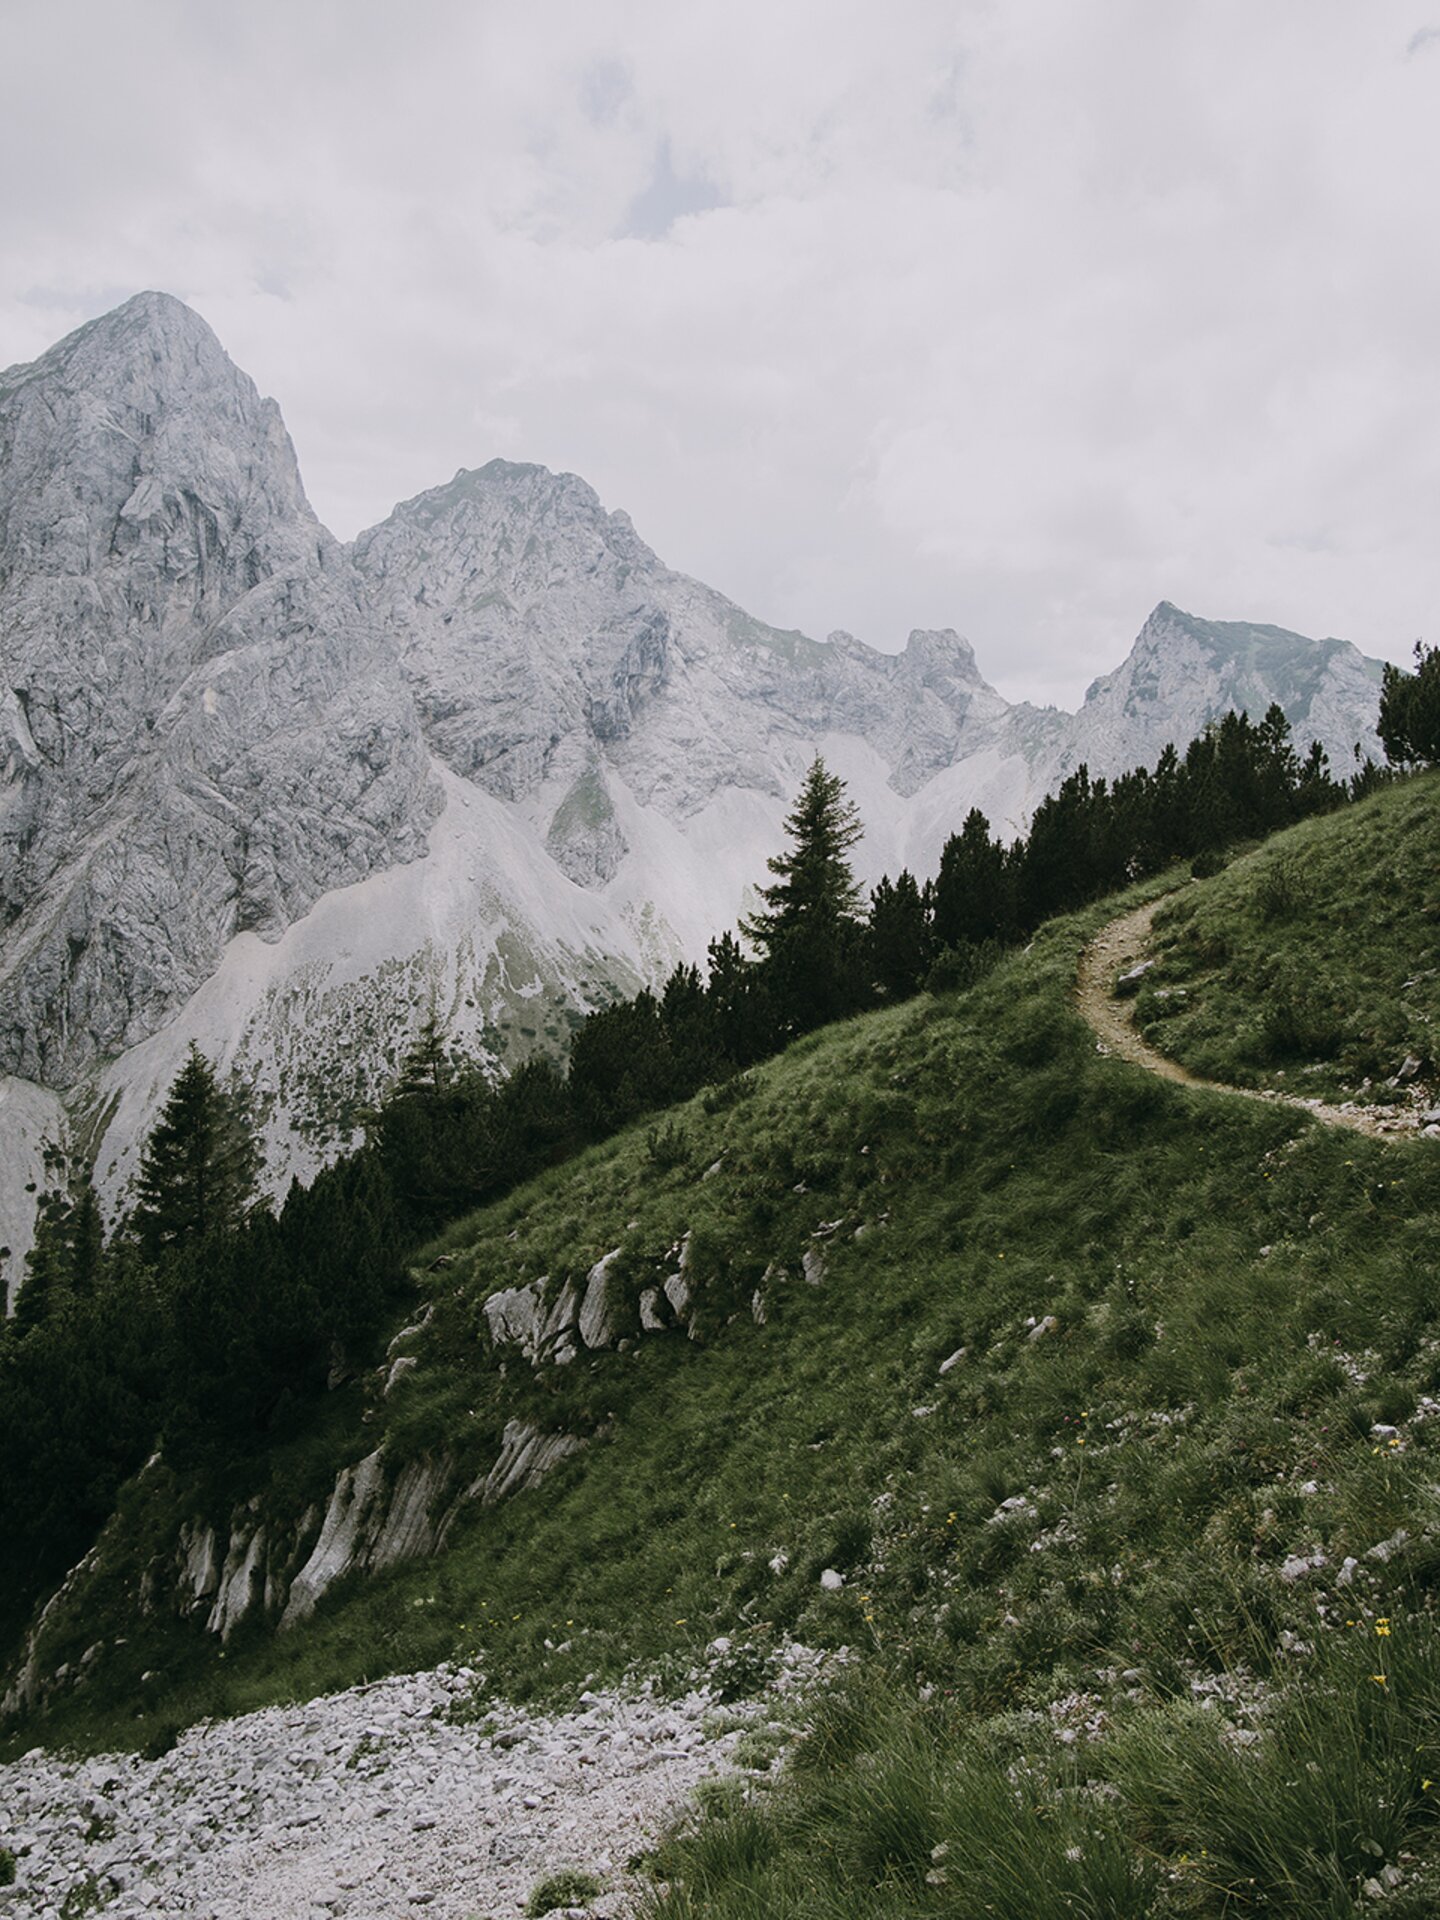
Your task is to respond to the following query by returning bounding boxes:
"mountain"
[0,293,437,1088]
[0,294,1388,1283]
[1065,599,1386,780]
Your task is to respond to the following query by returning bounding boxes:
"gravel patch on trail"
[0,1657,819,1919]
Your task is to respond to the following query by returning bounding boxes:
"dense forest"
[1,663,1431,1659]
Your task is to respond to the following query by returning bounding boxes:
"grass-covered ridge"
[1136,770,1439,1104]
[11,782,1440,1910]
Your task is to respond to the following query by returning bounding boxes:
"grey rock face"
[351,460,1018,830]
[479,1417,586,1505]
[280,1448,455,1629]
[1061,601,1384,783]
[0,292,438,1085]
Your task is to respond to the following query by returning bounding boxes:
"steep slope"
[1132,768,1440,1105]
[8,780,1438,1780]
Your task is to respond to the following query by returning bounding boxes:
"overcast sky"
[2,1,1437,708]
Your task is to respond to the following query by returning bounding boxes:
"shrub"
[644,1122,689,1170]
[1256,963,1345,1061]
[1255,858,1303,923]
[924,938,1006,995]
[701,1072,757,1115]
[524,1867,603,1916]
[709,1637,779,1702]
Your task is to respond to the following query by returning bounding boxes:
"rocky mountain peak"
[354,457,659,596]
[0,293,1391,1275]
[0,291,318,588]
[0,295,436,1087]
[1070,601,1383,778]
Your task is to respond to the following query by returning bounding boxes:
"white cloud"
[1,0,1437,707]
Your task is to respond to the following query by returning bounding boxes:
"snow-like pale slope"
[81,737,1010,1228]
[0,1076,66,1306]
[85,766,651,1217]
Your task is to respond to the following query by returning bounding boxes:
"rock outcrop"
[281,1450,457,1628]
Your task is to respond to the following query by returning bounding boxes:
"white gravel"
[0,1657,816,1919]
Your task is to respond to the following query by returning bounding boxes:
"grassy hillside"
[10,777,1440,1914]
[1136,769,1439,1105]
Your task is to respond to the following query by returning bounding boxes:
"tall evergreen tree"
[866,871,932,1001]
[741,758,866,1032]
[932,808,1016,950]
[130,1044,259,1261]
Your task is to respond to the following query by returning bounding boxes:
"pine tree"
[932,808,1015,949]
[131,1044,259,1261]
[741,758,865,1032]
[13,1189,77,1337]
[866,871,932,1001]
[1379,643,1440,767]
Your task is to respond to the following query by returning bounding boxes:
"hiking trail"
[1075,896,1435,1142]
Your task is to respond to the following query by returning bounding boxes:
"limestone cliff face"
[1062,601,1384,783]
[0,292,438,1086]
[351,460,1017,867]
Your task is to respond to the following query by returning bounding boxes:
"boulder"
[478,1419,586,1506]
[579,1249,624,1350]
[663,1271,692,1319]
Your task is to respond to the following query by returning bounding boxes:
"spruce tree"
[741,758,865,1032]
[866,871,932,1001]
[932,808,1015,949]
[131,1044,259,1261]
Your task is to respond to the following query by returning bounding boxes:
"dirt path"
[1075,895,1431,1142]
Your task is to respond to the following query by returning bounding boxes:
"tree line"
[1,670,1429,1657]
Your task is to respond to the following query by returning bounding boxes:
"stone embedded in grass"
[1115,960,1154,997]
[1280,1552,1327,1582]
[819,1569,844,1591]
[663,1271,692,1319]
[579,1248,624,1349]
[938,1347,967,1374]
[1366,1529,1410,1563]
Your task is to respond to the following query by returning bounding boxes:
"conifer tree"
[866,870,932,1001]
[131,1044,259,1261]
[932,808,1015,949]
[13,1189,77,1338]
[741,758,865,1031]
[1379,642,1440,766]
